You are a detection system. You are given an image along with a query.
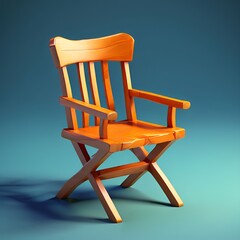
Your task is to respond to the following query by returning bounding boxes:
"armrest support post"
[60,96,118,139]
[129,89,190,128]
[167,107,176,128]
[100,119,108,139]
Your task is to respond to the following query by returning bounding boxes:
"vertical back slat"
[121,62,137,122]
[101,61,115,111]
[88,62,101,125]
[59,67,73,97]
[77,62,90,127]
[59,67,78,129]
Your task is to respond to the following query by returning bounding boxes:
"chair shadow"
[107,185,172,207]
[0,178,172,225]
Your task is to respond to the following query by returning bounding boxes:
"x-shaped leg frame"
[56,140,183,223]
[121,141,183,207]
[57,142,122,223]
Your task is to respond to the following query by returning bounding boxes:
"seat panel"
[62,120,185,152]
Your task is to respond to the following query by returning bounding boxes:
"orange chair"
[49,33,190,223]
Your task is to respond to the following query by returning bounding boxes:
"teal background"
[1,0,240,239]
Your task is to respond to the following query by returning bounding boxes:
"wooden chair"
[49,33,191,223]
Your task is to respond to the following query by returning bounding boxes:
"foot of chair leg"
[56,173,88,199]
[89,174,122,223]
[149,162,184,207]
[57,146,111,199]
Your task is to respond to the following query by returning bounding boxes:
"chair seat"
[62,120,185,152]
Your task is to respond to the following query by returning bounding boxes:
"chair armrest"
[129,89,191,109]
[60,97,118,120]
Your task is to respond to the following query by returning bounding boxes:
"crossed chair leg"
[56,141,183,223]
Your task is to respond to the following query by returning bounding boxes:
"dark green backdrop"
[1,0,239,239]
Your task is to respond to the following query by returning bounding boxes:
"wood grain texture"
[50,33,134,67]
[62,120,184,152]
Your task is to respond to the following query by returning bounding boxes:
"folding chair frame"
[49,33,190,223]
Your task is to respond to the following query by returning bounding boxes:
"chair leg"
[121,147,148,187]
[56,144,111,199]
[121,142,172,187]
[71,142,122,223]
[88,173,122,223]
[121,141,183,207]
[149,162,183,207]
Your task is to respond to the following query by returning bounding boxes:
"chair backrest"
[49,33,137,129]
